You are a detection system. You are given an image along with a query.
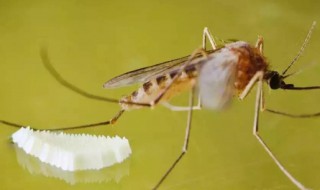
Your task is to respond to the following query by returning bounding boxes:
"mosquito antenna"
[282,61,316,79]
[282,21,316,76]
[282,71,298,79]
[40,48,119,104]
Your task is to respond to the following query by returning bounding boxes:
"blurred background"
[0,0,320,189]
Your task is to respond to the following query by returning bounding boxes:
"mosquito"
[1,22,319,190]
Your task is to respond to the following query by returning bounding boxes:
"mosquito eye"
[269,74,281,89]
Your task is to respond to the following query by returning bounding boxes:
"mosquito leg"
[265,109,320,118]
[1,110,125,131]
[40,48,119,103]
[161,96,202,111]
[0,120,24,129]
[239,70,266,113]
[239,71,264,101]
[48,109,125,131]
[255,36,264,55]
[203,27,217,50]
[266,86,320,117]
[0,48,121,131]
[197,96,202,108]
[153,87,195,190]
[161,102,201,111]
[252,78,309,190]
[260,79,265,111]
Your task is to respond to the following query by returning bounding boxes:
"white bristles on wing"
[11,127,132,171]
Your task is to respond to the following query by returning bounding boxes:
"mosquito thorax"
[230,41,268,92]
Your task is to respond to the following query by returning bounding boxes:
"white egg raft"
[11,127,132,171]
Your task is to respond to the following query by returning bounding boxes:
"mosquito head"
[265,71,295,90]
[265,71,281,89]
[265,22,316,91]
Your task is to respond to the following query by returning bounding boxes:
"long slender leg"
[267,20,316,119]
[238,71,266,112]
[161,96,202,111]
[153,86,195,190]
[1,110,125,131]
[203,27,217,50]
[265,108,320,118]
[238,71,307,189]
[50,109,125,131]
[255,36,264,55]
[239,71,264,103]
[40,48,119,104]
[253,77,309,190]
[0,120,23,129]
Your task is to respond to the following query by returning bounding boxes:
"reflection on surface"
[13,145,130,185]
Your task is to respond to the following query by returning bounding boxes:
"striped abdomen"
[120,64,199,110]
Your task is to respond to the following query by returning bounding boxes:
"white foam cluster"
[11,127,132,171]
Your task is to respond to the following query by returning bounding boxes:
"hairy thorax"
[231,43,268,93]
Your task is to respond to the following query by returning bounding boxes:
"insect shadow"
[1,22,320,190]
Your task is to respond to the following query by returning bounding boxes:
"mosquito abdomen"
[120,65,199,110]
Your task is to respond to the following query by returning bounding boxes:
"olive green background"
[1,0,320,189]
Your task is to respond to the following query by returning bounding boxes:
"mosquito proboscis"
[1,21,319,190]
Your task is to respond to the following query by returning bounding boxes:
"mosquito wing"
[198,48,238,110]
[103,50,216,89]
[103,55,190,88]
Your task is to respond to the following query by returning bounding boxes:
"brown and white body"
[106,40,268,111]
[102,22,318,190]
